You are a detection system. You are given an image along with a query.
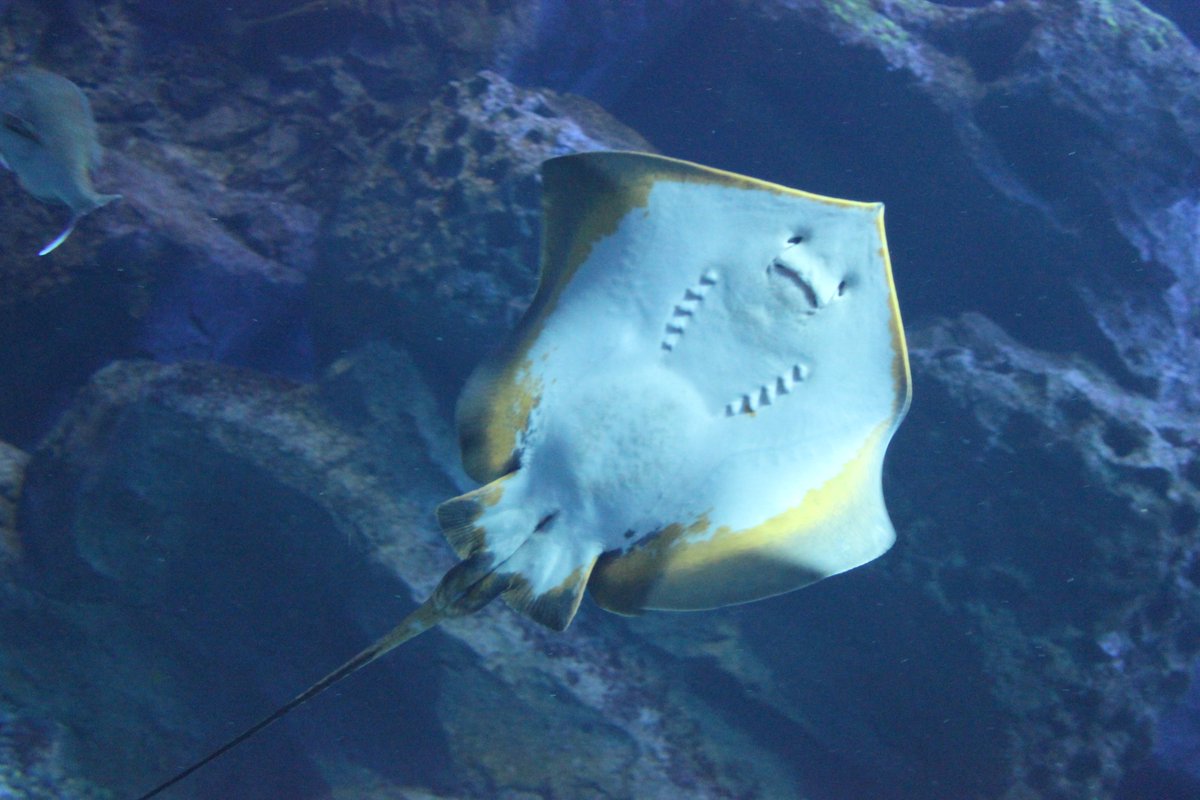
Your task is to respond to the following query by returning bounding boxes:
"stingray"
[134,151,910,799]
[0,66,121,256]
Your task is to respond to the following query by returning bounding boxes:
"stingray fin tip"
[503,556,598,631]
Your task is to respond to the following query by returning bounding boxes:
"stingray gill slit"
[724,363,810,417]
[660,268,718,351]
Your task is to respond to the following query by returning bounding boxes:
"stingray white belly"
[441,151,909,626]
[526,362,714,537]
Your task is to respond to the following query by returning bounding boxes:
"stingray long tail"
[133,554,509,800]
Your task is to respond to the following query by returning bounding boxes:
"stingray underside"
[443,150,910,627]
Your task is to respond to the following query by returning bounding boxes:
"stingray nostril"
[787,235,804,245]
[837,280,847,296]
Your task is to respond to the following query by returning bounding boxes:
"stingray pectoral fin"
[453,153,665,484]
[38,216,77,256]
[589,425,897,614]
[133,554,510,800]
[590,536,829,616]
[455,347,548,484]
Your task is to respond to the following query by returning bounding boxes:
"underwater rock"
[506,0,700,104]
[315,69,654,399]
[0,440,27,566]
[0,702,111,800]
[95,147,320,375]
[905,313,1200,798]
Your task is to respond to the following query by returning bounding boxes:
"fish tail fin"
[83,192,121,213]
[37,217,76,256]
[94,192,121,209]
[37,193,120,256]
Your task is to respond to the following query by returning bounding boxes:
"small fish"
[0,66,120,255]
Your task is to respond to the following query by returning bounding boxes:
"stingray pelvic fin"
[436,480,503,558]
[132,554,510,800]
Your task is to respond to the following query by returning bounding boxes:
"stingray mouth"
[724,363,809,417]
[768,244,848,313]
[770,262,821,309]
